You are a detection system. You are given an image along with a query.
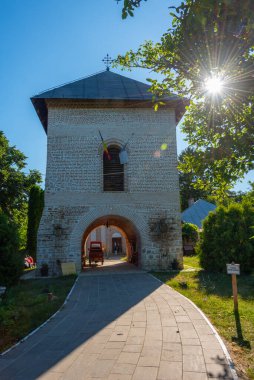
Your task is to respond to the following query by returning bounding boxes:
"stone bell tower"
[31,69,186,273]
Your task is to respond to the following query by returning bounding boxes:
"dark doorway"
[112,237,122,255]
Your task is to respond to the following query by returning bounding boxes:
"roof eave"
[31,97,189,134]
[31,97,48,133]
[174,98,189,123]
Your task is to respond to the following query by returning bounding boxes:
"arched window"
[103,145,124,191]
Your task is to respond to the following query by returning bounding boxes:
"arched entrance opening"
[81,215,140,269]
[85,226,127,257]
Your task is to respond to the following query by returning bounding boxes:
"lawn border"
[0,276,79,357]
[150,273,238,380]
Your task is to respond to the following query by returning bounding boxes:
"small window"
[103,145,124,191]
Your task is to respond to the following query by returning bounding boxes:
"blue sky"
[0,0,252,191]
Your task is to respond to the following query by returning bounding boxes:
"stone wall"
[37,104,183,273]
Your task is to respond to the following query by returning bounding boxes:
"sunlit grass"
[120,256,128,262]
[153,269,254,379]
[183,255,201,269]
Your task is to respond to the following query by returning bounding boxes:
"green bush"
[182,222,199,243]
[198,202,254,273]
[0,213,23,286]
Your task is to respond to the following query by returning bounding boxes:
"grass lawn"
[182,254,202,270]
[120,256,128,262]
[0,275,76,353]
[153,256,254,380]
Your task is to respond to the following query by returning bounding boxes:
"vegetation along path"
[0,263,236,380]
[155,256,254,380]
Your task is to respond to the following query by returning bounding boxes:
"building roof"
[181,199,217,229]
[33,70,165,101]
[31,70,188,132]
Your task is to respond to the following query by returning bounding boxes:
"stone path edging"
[150,273,238,380]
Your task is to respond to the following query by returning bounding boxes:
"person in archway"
[114,241,117,256]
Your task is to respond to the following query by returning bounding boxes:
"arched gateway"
[69,206,147,271]
[32,69,187,274]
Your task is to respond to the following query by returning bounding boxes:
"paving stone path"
[0,260,236,380]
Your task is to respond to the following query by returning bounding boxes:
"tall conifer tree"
[26,186,44,259]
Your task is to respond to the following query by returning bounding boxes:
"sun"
[205,76,223,94]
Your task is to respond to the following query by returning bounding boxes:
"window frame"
[102,143,125,192]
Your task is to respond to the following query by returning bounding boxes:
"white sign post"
[227,263,240,312]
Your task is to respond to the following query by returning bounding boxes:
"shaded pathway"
[0,262,236,379]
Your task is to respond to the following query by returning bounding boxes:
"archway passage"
[86,226,127,257]
[81,215,140,270]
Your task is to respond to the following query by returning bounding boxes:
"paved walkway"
[0,260,235,380]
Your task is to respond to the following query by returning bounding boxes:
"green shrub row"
[197,202,254,273]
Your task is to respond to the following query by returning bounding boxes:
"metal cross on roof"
[102,54,114,71]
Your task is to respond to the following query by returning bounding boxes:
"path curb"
[150,273,238,380]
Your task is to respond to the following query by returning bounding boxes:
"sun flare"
[205,76,223,94]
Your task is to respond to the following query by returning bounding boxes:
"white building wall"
[37,104,183,273]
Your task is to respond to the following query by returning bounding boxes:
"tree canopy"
[178,147,211,210]
[0,212,23,286]
[116,0,254,198]
[0,131,42,217]
[117,0,146,19]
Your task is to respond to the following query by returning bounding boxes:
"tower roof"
[31,70,187,132]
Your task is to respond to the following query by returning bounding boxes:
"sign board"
[61,262,77,276]
[226,263,240,275]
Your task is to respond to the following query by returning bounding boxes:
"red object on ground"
[24,255,35,268]
[88,241,104,266]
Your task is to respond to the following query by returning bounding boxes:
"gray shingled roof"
[31,70,187,132]
[32,70,167,101]
[181,199,217,229]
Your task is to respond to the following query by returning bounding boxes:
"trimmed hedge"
[198,202,254,273]
[0,213,23,286]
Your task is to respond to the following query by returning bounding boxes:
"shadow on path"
[0,271,160,380]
